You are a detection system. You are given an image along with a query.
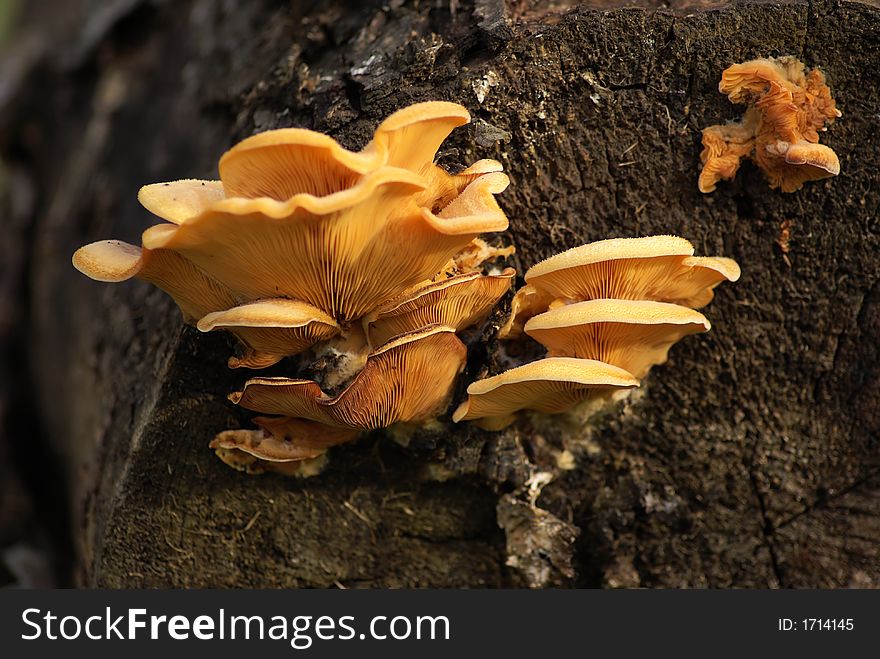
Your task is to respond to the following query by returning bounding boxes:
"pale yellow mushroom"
[524,299,710,379]
[452,357,639,430]
[72,240,237,324]
[197,299,341,369]
[524,236,740,308]
[364,268,514,346]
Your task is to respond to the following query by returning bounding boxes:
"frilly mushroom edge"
[699,56,841,193]
[73,101,517,474]
[455,235,739,429]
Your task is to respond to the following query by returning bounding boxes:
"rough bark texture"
[1,0,877,587]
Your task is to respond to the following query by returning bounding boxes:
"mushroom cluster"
[73,102,516,474]
[699,56,841,193]
[453,236,740,429]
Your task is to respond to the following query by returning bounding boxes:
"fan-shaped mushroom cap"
[370,101,472,173]
[524,299,710,378]
[138,180,226,223]
[197,299,341,369]
[364,268,515,346]
[755,137,840,193]
[141,166,508,322]
[217,101,470,201]
[452,357,639,429]
[211,417,356,462]
[719,58,794,103]
[524,236,740,308]
[72,240,236,323]
[230,325,466,429]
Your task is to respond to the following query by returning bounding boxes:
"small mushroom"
[524,299,710,378]
[211,417,356,468]
[501,236,739,336]
[220,325,466,459]
[700,56,841,193]
[452,357,639,430]
[197,299,341,369]
[364,268,515,347]
[754,136,840,193]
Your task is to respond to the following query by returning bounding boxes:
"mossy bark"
[2,0,878,587]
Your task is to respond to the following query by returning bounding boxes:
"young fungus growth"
[699,56,841,193]
[457,236,739,429]
[73,101,515,475]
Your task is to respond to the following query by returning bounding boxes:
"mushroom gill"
[74,100,511,365]
[197,299,341,369]
[73,101,517,473]
[524,299,710,379]
[364,268,515,347]
[468,235,738,430]
[699,56,841,193]
[214,326,467,468]
[452,358,639,430]
[500,235,739,337]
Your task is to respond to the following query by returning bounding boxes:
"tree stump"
[1,0,878,587]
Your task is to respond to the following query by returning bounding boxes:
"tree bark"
[1,0,878,587]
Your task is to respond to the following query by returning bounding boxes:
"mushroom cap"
[138,179,226,224]
[364,267,515,346]
[524,236,739,308]
[370,101,471,172]
[756,138,841,192]
[782,140,840,174]
[217,101,471,201]
[197,299,341,368]
[210,418,357,462]
[524,299,711,378]
[705,57,840,193]
[698,112,758,194]
[719,58,793,103]
[451,357,639,427]
[141,166,509,322]
[72,239,144,282]
[72,240,237,324]
[230,325,466,429]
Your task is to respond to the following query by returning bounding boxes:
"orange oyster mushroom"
[363,267,515,347]
[499,236,739,337]
[139,166,509,322]
[73,101,519,473]
[524,299,710,379]
[197,299,341,369]
[700,56,841,193]
[73,101,512,366]
[214,326,467,470]
[452,358,639,430]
